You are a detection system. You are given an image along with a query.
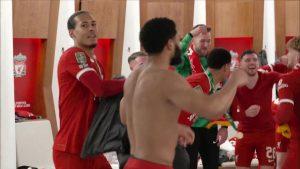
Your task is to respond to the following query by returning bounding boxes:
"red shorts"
[282,139,300,169]
[124,157,173,169]
[235,131,275,167]
[53,149,111,169]
[275,133,290,152]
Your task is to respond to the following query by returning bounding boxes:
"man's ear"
[220,64,227,72]
[166,39,174,50]
[222,64,228,72]
[191,37,195,44]
[69,29,75,38]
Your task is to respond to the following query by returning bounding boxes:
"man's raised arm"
[165,69,248,119]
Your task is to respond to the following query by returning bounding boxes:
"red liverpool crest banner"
[13,38,43,113]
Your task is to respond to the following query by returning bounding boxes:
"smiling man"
[53,11,124,169]
[231,50,281,169]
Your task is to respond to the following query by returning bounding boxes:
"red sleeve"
[273,63,288,73]
[259,64,272,72]
[65,49,91,77]
[267,71,281,84]
[65,49,124,97]
[79,72,124,97]
[186,73,203,88]
[178,111,198,126]
[275,77,294,124]
[186,73,210,93]
[259,63,288,74]
[178,73,206,125]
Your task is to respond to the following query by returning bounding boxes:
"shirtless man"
[121,17,247,169]
[121,51,194,169]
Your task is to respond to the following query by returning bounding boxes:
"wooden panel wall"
[12,0,59,136]
[81,0,120,38]
[215,0,254,37]
[206,0,264,52]
[140,0,194,39]
[13,0,51,38]
[81,0,126,75]
[275,0,286,57]
[285,0,300,36]
[252,0,264,53]
[206,0,216,49]
[275,0,300,57]
[41,0,60,136]
[75,0,81,11]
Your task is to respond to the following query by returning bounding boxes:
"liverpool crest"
[14,53,27,78]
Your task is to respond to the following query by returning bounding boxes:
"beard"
[200,48,208,56]
[170,45,182,66]
[194,46,208,57]
[82,43,97,49]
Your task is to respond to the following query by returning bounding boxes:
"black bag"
[117,130,130,169]
[81,92,126,158]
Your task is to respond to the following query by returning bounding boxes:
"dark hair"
[67,11,89,30]
[139,17,177,55]
[207,48,231,69]
[128,51,148,63]
[193,24,212,32]
[240,49,258,59]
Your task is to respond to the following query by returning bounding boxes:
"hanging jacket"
[81,92,126,158]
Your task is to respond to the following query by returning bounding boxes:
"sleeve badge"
[75,52,89,69]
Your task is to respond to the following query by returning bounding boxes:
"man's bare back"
[123,65,187,165]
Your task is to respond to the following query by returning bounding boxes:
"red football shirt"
[231,71,280,132]
[275,65,300,138]
[53,47,124,153]
[186,72,212,92]
[178,72,212,126]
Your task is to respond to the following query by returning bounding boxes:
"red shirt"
[53,47,124,153]
[275,65,300,138]
[231,71,280,132]
[178,73,211,126]
[259,63,288,74]
[187,72,212,92]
